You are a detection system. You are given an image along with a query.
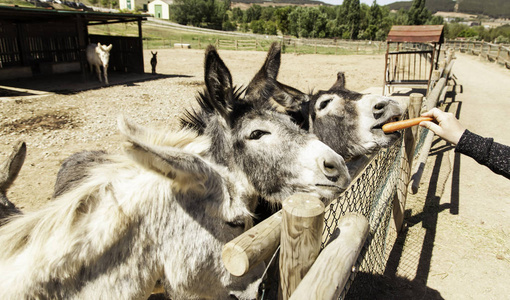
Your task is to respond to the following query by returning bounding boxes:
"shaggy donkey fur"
[0,141,24,222]
[10,45,350,299]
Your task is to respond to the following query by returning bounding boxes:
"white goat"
[86,42,112,85]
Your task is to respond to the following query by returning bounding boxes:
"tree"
[347,0,361,39]
[275,7,293,36]
[408,0,430,25]
[250,20,265,34]
[245,4,262,23]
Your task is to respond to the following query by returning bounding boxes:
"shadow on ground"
[0,71,193,97]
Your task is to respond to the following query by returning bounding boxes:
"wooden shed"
[383,25,444,95]
[0,6,148,80]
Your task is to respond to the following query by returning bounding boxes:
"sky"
[319,0,398,6]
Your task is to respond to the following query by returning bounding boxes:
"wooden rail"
[447,40,510,69]
[409,49,455,194]
[289,213,369,300]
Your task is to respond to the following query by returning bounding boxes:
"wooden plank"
[289,213,369,300]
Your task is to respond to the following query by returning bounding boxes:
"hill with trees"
[388,0,510,18]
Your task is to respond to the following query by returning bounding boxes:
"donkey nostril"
[374,101,388,111]
[321,158,341,178]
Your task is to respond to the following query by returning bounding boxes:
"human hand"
[419,108,466,145]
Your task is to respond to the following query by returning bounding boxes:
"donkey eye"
[226,219,245,228]
[248,130,269,140]
[318,99,332,110]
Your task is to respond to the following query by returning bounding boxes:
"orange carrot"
[382,117,434,133]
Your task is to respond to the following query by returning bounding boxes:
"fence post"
[279,194,324,300]
[497,45,502,63]
[393,93,423,231]
[289,214,369,300]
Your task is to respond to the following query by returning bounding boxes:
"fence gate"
[383,25,444,96]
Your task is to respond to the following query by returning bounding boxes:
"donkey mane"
[180,86,245,133]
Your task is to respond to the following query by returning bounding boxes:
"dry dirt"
[1,49,509,299]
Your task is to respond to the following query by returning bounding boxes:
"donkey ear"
[119,117,215,195]
[245,42,281,98]
[329,72,346,90]
[0,141,26,193]
[262,42,281,80]
[204,45,233,120]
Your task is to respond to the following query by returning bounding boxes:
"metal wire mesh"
[320,131,406,299]
[318,119,431,299]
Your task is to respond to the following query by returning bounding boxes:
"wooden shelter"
[383,25,444,95]
[0,6,148,80]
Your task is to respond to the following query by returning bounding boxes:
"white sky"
[320,0,399,6]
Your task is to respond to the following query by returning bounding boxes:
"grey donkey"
[0,141,25,222]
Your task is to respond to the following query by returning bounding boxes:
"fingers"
[419,120,443,136]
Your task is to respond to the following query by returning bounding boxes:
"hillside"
[387,0,510,18]
[232,0,326,6]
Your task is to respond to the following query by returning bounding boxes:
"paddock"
[1,48,509,298]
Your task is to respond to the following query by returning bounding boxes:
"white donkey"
[86,42,112,85]
[0,46,350,299]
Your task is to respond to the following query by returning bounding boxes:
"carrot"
[382,117,434,133]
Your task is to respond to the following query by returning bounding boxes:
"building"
[119,0,152,11]
[148,0,173,19]
[0,6,148,80]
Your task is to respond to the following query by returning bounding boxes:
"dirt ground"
[1,49,509,299]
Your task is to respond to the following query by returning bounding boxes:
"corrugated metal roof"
[0,5,148,23]
[387,25,445,43]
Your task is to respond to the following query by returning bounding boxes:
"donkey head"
[119,116,264,299]
[96,42,112,68]
[181,46,350,206]
[251,43,403,164]
[309,72,403,161]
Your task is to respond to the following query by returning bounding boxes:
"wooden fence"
[447,40,510,69]
[222,49,456,299]
[144,37,386,55]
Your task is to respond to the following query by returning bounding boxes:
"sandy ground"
[1,49,509,298]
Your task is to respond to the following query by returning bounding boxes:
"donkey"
[86,42,112,85]
[252,43,404,177]
[2,46,350,300]
[151,51,158,74]
[0,141,24,222]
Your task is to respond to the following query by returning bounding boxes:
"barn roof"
[386,25,445,44]
[0,5,148,25]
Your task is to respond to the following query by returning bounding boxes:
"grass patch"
[88,21,386,55]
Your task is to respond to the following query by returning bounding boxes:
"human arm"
[419,108,510,179]
[419,108,465,145]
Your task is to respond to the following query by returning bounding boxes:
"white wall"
[148,0,170,19]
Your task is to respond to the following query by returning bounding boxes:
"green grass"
[88,21,386,55]
[0,0,36,7]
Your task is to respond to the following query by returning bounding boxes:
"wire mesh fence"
[317,111,430,299]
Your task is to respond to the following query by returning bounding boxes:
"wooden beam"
[393,93,423,231]
[279,194,324,300]
[222,211,282,277]
[289,213,369,300]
